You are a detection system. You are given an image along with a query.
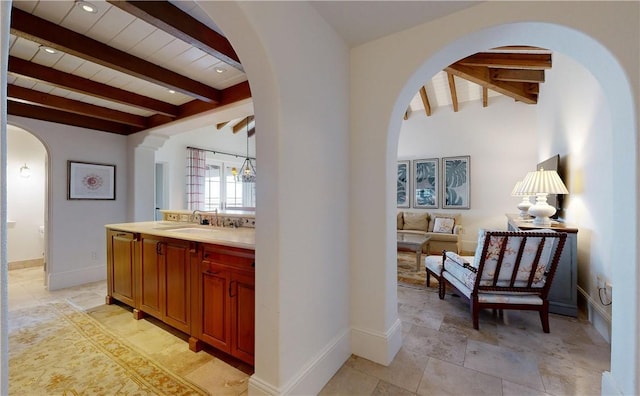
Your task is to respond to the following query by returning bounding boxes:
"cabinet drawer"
[201,245,255,271]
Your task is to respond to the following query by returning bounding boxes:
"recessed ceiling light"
[39,45,57,54]
[75,0,98,13]
[214,67,227,74]
[168,89,176,94]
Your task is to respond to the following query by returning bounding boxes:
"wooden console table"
[506,214,578,317]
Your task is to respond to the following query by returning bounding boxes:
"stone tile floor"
[8,266,610,395]
[320,284,610,396]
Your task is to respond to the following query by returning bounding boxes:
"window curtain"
[186,147,206,211]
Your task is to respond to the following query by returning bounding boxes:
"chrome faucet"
[190,209,201,223]
[191,209,218,226]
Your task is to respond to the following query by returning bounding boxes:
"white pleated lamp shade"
[515,169,568,195]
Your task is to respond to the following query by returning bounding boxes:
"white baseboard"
[48,265,106,290]
[577,285,612,323]
[351,318,403,365]
[577,285,612,342]
[248,327,351,395]
[601,371,624,395]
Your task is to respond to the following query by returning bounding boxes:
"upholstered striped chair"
[436,229,567,332]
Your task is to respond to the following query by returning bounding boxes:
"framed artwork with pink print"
[68,160,116,200]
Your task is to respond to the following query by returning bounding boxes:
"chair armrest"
[444,251,477,273]
[453,225,462,235]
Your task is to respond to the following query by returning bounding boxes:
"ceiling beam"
[458,52,552,70]
[447,72,459,112]
[445,64,538,104]
[419,86,431,116]
[233,116,254,134]
[482,87,488,107]
[490,68,545,83]
[10,7,220,103]
[8,101,136,135]
[403,107,411,120]
[108,0,243,72]
[179,81,251,118]
[217,121,229,130]
[7,84,147,127]
[8,56,178,117]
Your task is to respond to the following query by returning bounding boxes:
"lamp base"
[528,193,555,226]
[517,196,532,218]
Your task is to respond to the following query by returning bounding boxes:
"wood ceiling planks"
[6,1,251,135]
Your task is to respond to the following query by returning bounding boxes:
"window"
[204,157,255,210]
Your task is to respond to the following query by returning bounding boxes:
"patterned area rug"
[9,301,209,395]
[398,251,437,288]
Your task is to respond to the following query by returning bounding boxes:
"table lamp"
[511,181,531,218]
[515,168,568,226]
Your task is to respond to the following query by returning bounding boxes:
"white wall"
[7,126,45,263]
[198,2,352,394]
[537,52,614,340]
[8,116,128,290]
[155,123,255,210]
[398,96,538,251]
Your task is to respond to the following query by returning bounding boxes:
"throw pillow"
[433,217,455,233]
[403,212,429,231]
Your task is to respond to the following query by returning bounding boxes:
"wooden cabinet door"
[139,236,162,319]
[107,230,136,307]
[201,262,231,353]
[163,240,191,333]
[230,270,255,365]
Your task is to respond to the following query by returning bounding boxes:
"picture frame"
[413,158,438,208]
[397,160,410,208]
[67,161,116,200]
[442,156,470,209]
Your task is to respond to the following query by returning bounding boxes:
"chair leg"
[472,299,480,330]
[540,303,550,333]
[438,277,446,299]
[426,272,431,287]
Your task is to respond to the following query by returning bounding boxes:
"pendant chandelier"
[239,119,256,183]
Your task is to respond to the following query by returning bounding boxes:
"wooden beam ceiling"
[107,0,243,72]
[6,3,253,136]
[404,48,552,119]
[10,7,220,103]
[419,86,431,117]
[8,56,179,117]
[233,116,254,134]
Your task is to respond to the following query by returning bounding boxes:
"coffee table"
[397,233,431,271]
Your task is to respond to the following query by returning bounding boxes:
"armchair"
[437,229,567,332]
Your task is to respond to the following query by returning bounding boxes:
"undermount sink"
[165,227,221,234]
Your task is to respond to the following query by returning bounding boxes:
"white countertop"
[105,221,255,250]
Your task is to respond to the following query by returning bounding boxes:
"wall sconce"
[515,169,569,226]
[19,163,31,178]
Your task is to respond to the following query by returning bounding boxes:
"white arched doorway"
[6,125,48,286]
[385,22,636,395]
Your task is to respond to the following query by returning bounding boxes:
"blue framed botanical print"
[413,158,438,209]
[442,156,470,209]
[397,160,410,208]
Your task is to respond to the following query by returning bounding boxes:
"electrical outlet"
[596,275,605,289]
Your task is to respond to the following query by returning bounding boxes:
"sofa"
[397,211,461,254]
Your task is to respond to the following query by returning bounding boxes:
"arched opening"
[387,22,636,393]
[6,124,49,287]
